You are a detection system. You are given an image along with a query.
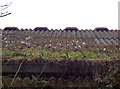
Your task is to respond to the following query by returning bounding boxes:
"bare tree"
[0,2,12,17]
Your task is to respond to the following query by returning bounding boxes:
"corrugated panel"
[99,31,107,39]
[71,30,76,38]
[104,31,111,39]
[95,39,101,44]
[57,30,62,38]
[111,31,118,39]
[63,30,67,38]
[89,31,96,39]
[76,31,81,38]
[94,31,101,39]
[99,39,108,45]
[91,31,97,39]
[85,30,92,39]
[105,39,112,45]
[110,39,118,45]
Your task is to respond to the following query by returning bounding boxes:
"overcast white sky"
[0,0,119,30]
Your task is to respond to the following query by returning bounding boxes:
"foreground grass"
[2,68,120,88]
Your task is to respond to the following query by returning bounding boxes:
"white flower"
[75,46,77,49]
[103,48,106,51]
[26,42,30,45]
[71,43,73,45]
[21,41,26,44]
[5,41,8,43]
[53,46,56,49]
[76,40,78,43]
[48,44,52,46]
[78,45,81,48]
[25,36,31,40]
[82,42,86,45]
[5,44,9,47]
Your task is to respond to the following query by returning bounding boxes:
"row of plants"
[2,46,118,61]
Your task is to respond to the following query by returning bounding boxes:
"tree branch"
[0,2,12,11]
[0,2,12,17]
[0,12,11,17]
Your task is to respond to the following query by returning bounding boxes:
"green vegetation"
[2,46,119,61]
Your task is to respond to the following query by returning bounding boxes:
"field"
[1,29,120,88]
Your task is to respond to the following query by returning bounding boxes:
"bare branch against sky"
[0,1,12,17]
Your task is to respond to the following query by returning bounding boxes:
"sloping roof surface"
[2,29,119,45]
